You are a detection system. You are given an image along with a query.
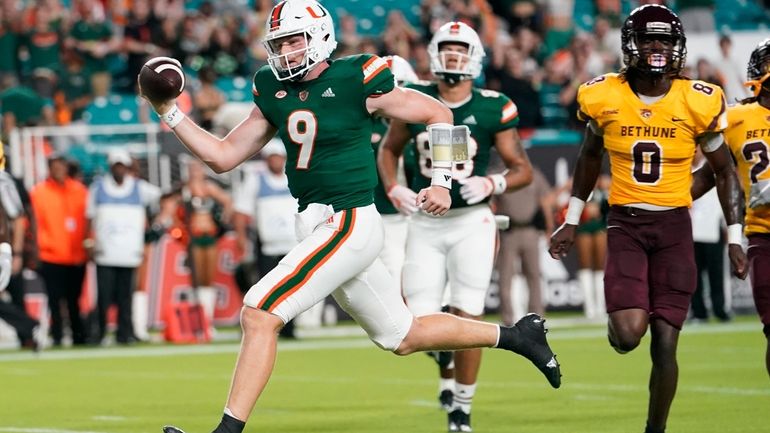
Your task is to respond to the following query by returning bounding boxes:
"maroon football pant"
[748,234,770,337]
[604,206,697,329]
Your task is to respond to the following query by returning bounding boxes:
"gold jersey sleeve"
[577,75,727,207]
[724,102,770,235]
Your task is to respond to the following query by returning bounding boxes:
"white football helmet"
[383,55,418,85]
[428,21,485,83]
[262,0,338,81]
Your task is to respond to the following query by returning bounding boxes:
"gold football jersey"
[724,102,770,235]
[577,73,727,207]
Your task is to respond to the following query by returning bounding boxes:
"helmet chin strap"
[440,72,471,85]
[745,72,770,97]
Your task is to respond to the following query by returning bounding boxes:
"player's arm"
[140,95,277,174]
[459,128,533,205]
[699,133,748,279]
[367,86,452,126]
[570,122,606,200]
[691,161,716,201]
[494,128,533,191]
[378,119,419,215]
[368,86,454,216]
[548,122,605,259]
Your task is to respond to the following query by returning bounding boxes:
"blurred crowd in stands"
[1,0,769,142]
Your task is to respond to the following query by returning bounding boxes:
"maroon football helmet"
[621,4,687,76]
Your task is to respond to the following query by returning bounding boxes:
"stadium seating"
[324,0,421,36]
[215,76,254,102]
[82,94,143,125]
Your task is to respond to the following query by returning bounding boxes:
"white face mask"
[265,32,315,81]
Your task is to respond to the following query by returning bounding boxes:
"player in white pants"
[379,21,537,432]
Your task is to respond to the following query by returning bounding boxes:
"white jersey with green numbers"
[404,82,519,209]
[252,54,395,212]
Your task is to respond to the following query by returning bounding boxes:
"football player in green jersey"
[140,3,560,433]
[379,21,541,432]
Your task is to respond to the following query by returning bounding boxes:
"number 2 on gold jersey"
[742,141,770,184]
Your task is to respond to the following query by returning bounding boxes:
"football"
[138,57,186,101]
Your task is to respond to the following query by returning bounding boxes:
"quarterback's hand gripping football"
[386,185,419,215]
[137,78,176,115]
[459,176,494,205]
[417,186,451,216]
[548,223,577,259]
[137,57,185,116]
[0,243,12,291]
[728,244,748,280]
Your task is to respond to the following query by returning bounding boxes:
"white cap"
[108,149,132,166]
[262,138,286,157]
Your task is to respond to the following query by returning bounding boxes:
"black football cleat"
[436,350,453,369]
[425,350,454,369]
[439,389,454,411]
[504,313,562,388]
[163,426,186,433]
[447,409,472,432]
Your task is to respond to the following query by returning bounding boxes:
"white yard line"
[0,428,110,433]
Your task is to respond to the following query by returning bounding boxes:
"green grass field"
[0,318,767,433]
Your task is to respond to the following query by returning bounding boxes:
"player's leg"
[444,206,497,431]
[379,213,409,283]
[194,207,382,433]
[747,234,770,378]
[401,213,454,408]
[604,208,653,353]
[394,310,561,389]
[496,229,517,326]
[645,208,698,433]
[335,255,560,389]
[647,319,680,433]
[333,209,560,389]
[402,213,448,316]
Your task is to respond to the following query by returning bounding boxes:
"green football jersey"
[405,82,519,209]
[370,117,419,215]
[253,54,395,212]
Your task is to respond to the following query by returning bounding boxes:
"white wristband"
[0,243,11,257]
[727,223,743,245]
[431,168,452,189]
[564,196,586,225]
[488,173,507,195]
[160,104,185,128]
